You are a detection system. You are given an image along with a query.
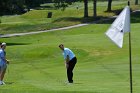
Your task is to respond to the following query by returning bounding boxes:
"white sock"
[2,81,5,84]
[0,81,2,84]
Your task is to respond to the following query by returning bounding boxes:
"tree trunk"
[93,0,97,17]
[84,0,88,17]
[135,0,138,5]
[107,0,112,12]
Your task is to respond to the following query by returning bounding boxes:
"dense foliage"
[0,0,52,15]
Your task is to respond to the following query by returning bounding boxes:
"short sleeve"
[0,51,5,58]
[63,49,69,59]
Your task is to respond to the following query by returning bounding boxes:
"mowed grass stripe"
[0,23,140,93]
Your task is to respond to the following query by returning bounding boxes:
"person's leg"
[67,66,73,83]
[67,57,77,83]
[1,68,6,81]
[0,64,7,85]
[0,66,3,85]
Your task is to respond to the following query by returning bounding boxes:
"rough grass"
[0,0,140,34]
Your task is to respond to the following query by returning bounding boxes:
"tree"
[53,0,76,10]
[53,0,89,17]
[84,0,88,17]
[135,0,138,5]
[0,0,52,15]
[107,0,112,12]
[11,0,25,14]
[25,0,41,9]
[0,0,26,15]
[0,0,8,15]
[93,0,97,17]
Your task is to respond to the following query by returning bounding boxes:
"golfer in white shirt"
[59,44,77,83]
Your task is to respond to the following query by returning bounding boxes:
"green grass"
[0,0,140,34]
[0,22,140,93]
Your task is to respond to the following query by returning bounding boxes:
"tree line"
[0,0,53,16]
[0,0,74,15]
[0,0,139,17]
[80,0,138,18]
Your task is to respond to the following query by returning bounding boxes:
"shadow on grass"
[131,10,140,23]
[52,16,102,23]
[52,7,117,24]
[100,8,140,24]
[53,9,140,24]
[5,43,30,46]
[104,8,124,15]
[5,82,14,85]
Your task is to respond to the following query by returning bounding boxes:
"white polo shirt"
[63,48,75,60]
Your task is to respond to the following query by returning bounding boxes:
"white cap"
[1,42,6,46]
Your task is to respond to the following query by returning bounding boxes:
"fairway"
[0,23,140,93]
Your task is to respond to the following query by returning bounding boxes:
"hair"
[1,42,6,48]
[0,43,2,48]
[59,44,64,47]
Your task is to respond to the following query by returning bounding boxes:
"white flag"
[105,6,130,48]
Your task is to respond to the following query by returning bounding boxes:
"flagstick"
[128,1,133,93]
[129,28,133,93]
